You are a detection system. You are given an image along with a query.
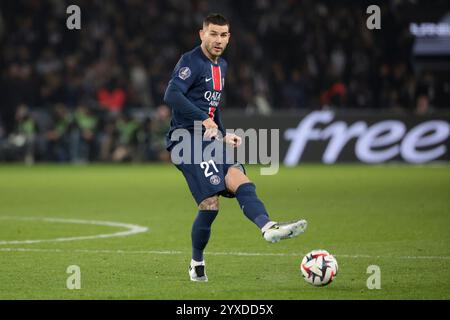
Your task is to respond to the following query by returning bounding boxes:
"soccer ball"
[300,249,338,286]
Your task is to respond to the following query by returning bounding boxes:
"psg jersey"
[165,46,227,149]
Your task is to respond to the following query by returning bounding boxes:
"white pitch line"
[0,247,449,260]
[0,216,148,245]
[0,248,183,255]
[1,216,449,260]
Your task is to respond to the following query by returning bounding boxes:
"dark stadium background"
[0,0,449,164]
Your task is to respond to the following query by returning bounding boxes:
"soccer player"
[164,14,307,282]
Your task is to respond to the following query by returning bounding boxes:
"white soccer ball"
[300,249,338,286]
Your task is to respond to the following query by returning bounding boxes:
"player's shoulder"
[174,47,206,80]
[180,46,204,66]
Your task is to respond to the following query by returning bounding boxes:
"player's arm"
[164,54,210,123]
[215,107,241,147]
[164,84,218,140]
[164,83,209,122]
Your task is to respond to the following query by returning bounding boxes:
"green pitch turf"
[0,163,449,300]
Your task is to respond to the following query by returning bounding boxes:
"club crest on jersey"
[210,175,221,185]
[178,67,191,80]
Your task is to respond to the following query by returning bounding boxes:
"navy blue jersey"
[164,46,227,150]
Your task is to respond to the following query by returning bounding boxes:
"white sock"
[191,259,205,267]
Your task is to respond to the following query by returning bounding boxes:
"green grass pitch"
[0,164,449,299]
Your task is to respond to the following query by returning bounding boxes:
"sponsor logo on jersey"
[204,91,222,107]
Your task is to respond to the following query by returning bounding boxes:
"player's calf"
[191,196,218,282]
[198,196,219,211]
[234,182,272,229]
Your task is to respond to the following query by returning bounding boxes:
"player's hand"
[224,133,242,148]
[202,118,219,140]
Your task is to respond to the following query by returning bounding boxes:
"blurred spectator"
[128,57,154,109]
[15,104,36,165]
[98,117,117,162]
[415,72,435,115]
[281,69,309,109]
[70,105,98,162]
[111,112,140,162]
[415,95,432,116]
[0,104,37,164]
[320,79,347,109]
[46,103,73,161]
[2,63,37,133]
[147,104,171,162]
[97,79,127,114]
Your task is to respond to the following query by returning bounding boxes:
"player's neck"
[200,44,219,64]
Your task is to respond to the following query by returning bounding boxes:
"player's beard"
[207,43,224,58]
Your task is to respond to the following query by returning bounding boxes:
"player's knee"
[225,167,251,194]
[198,196,219,211]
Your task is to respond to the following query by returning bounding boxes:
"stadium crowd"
[0,0,447,163]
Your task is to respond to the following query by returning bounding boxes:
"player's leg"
[172,134,227,281]
[225,167,271,229]
[225,167,307,243]
[189,195,219,282]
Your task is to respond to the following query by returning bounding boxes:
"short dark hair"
[203,13,229,28]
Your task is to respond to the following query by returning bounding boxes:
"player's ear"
[199,28,204,41]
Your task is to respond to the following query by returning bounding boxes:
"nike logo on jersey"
[205,77,212,82]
